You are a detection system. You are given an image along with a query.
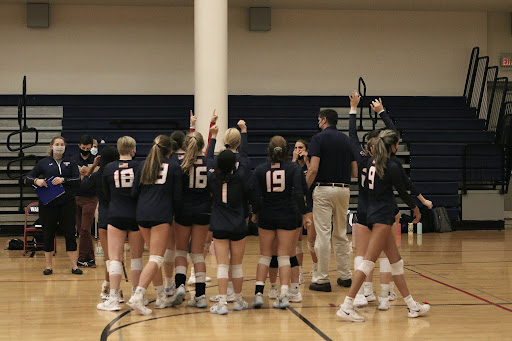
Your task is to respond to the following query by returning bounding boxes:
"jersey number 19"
[266,170,285,192]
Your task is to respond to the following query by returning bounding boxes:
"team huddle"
[28,92,431,322]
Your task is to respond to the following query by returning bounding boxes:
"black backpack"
[7,239,24,250]
[433,207,452,233]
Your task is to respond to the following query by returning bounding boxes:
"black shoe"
[43,269,53,275]
[77,260,88,267]
[87,259,96,268]
[337,278,352,287]
[309,282,332,292]
[71,268,83,275]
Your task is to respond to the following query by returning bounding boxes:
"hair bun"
[273,147,283,153]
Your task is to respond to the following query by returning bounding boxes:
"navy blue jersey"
[349,113,370,224]
[103,159,139,221]
[365,157,416,226]
[176,154,212,216]
[26,156,80,206]
[132,158,182,223]
[252,160,306,221]
[71,153,96,197]
[206,138,250,234]
[298,163,313,213]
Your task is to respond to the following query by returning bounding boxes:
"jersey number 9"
[189,165,207,189]
[266,170,285,192]
[367,166,376,190]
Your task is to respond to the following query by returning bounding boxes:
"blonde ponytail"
[371,130,400,178]
[181,132,204,174]
[140,135,172,185]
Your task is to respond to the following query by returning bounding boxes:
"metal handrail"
[464,47,479,105]
[358,77,366,130]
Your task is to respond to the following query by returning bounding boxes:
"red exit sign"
[501,54,512,67]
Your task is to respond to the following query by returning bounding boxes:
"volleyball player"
[251,136,307,309]
[206,124,252,314]
[337,130,430,322]
[97,137,145,311]
[127,135,182,315]
[81,146,119,300]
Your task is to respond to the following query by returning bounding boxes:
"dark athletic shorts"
[138,221,169,229]
[175,213,210,227]
[108,218,139,232]
[212,230,246,242]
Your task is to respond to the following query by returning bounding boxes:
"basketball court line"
[287,306,333,341]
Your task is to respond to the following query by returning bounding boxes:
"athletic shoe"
[97,297,121,311]
[408,302,430,318]
[209,293,235,303]
[378,296,390,311]
[365,292,376,302]
[165,283,176,297]
[187,274,196,285]
[155,291,171,309]
[118,290,125,303]
[127,294,152,315]
[187,295,208,308]
[205,276,212,282]
[268,287,278,299]
[354,294,368,308]
[210,302,228,315]
[252,293,264,309]
[337,278,352,287]
[272,295,290,309]
[43,269,52,276]
[71,268,83,275]
[287,291,302,303]
[233,299,249,311]
[309,282,331,292]
[299,268,305,285]
[336,305,365,322]
[311,263,319,284]
[87,259,97,268]
[100,284,110,300]
[389,290,397,301]
[77,260,89,267]
[170,284,186,307]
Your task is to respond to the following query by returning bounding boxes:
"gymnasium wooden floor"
[1,230,512,340]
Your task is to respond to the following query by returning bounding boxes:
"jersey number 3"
[266,170,285,192]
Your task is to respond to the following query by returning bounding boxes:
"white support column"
[194,0,228,152]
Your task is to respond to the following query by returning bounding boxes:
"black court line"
[408,265,449,279]
[407,260,512,266]
[100,310,132,341]
[474,289,512,304]
[287,307,333,341]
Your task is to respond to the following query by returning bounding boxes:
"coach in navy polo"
[306,108,357,292]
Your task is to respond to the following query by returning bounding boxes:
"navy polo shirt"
[72,153,96,197]
[308,126,354,184]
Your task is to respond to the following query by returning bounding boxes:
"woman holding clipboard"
[26,136,83,275]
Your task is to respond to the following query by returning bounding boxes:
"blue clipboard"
[34,176,66,205]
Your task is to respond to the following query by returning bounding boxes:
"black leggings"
[39,200,77,252]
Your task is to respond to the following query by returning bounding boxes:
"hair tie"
[225,144,231,149]
[273,147,283,153]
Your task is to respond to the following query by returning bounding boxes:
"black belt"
[316,182,350,188]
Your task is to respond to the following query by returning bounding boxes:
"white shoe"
[252,293,264,309]
[408,302,430,318]
[272,295,290,309]
[209,293,235,303]
[165,282,176,297]
[378,296,390,311]
[205,276,212,282]
[233,299,249,311]
[155,291,171,309]
[188,295,208,308]
[118,290,125,303]
[100,284,109,301]
[311,263,319,284]
[170,284,186,307]
[268,287,278,299]
[354,294,368,307]
[210,302,228,315]
[336,305,365,322]
[389,290,397,301]
[365,292,376,302]
[188,274,196,285]
[127,294,152,315]
[299,268,305,285]
[97,297,121,311]
[287,291,302,303]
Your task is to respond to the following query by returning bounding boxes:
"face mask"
[298,155,304,160]
[80,149,91,157]
[90,147,98,156]
[53,146,65,155]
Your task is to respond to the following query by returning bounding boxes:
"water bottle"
[96,241,104,255]
[417,222,423,235]
[408,222,414,235]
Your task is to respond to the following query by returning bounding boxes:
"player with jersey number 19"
[128,135,182,315]
[97,136,144,312]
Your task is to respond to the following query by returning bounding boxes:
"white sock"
[390,282,395,293]
[155,285,164,295]
[343,296,354,309]
[102,280,110,287]
[109,289,119,298]
[291,283,299,294]
[227,282,234,295]
[234,293,243,301]
[380,284,390,298]
[165,277,173,287]
[299,266,303,273]
[135,286,147,296]
[219,294,227,305]
[280,285,289,296]
[363,282,373,295]
[270,282,277,289]
[404,295,417,310]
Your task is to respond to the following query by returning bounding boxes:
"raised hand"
[190,110,197,127]
[371,98,384,113]
[237,120,247,133]
[349,90,361,111]
[210,124,219,138]
[211,109,218,124]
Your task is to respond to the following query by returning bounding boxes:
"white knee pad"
[195,272,206,283]
[357,260,375,276]
[379,258,391,273]
[231,264,243,279]
[354,256,363,271]
[106,260,111,272]
[190,253,205,264]
[109,260,123,276]
[130,258,143,271]
[296,241,303,255]
[307,241,315,253]
[390,259,404,276]
[175,250,188,259]
[277,256,291,267]
[217,264,229,279]
[149,255,164,269]
[164,249,175,263]
[258,255,271,267]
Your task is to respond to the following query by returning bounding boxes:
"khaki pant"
[312,186,351,284]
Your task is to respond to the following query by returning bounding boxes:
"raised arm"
[206,124,218,170]
[237,120,248,157]
[371,98,396,130]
